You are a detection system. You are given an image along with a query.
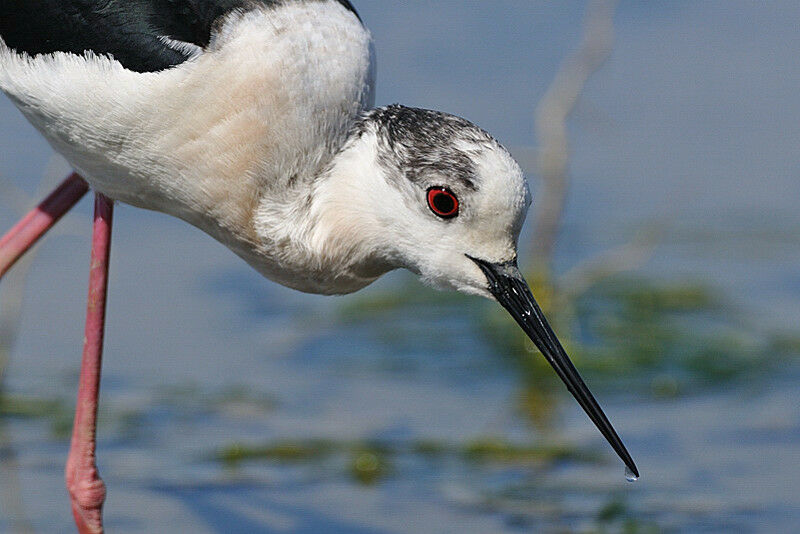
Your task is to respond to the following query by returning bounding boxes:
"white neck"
[250,129,395,294]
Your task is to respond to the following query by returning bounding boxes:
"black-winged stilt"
[0,1,638,531]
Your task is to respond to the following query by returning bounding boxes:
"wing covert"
[0,0,360,73]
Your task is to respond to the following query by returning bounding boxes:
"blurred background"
[1,1,799,532]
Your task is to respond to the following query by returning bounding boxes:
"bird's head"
[323,105,529,295]
[317,105,638,478]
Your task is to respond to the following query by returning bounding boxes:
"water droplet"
[625,466,639,482]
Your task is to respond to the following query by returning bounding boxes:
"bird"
[0,1,638,531]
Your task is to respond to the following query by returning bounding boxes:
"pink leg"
[65,193,114,534]
[0,173,89,279]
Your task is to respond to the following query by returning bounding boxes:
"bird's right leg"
[0,173,89,280]
[65,193,113,534]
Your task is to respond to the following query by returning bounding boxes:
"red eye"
[427,187,459,219]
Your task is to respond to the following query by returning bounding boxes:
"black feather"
[361,105,498,192]
[0,0,360,73]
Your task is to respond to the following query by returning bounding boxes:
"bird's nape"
[469,256,640,479]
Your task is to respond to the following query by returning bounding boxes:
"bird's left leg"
[0,173,89,280]
[65,193,114,534]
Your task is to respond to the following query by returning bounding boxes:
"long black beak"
[469,256,639,479]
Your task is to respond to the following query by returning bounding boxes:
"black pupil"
[433,192,455,214]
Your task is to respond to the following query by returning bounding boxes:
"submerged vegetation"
[339,270,800,426]
[204,265,797,528]
[216,436,603,486]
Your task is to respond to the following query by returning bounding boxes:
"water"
[625,466,639,483]
[2,1,800,532]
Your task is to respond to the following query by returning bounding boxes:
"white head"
[314,105,530,298]
[310,105,638,476]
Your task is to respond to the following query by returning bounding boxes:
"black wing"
[0,0,360,73]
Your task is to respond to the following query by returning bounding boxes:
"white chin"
[455,283,493,300]
[420,273,492,299]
